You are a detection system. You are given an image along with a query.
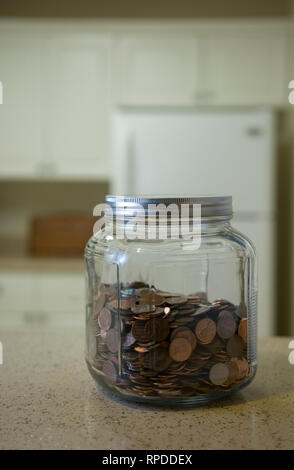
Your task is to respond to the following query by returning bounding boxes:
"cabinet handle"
[23,311,48,325]
[194,90,216,102]
[246,127,264,137]
[35,161,57,177]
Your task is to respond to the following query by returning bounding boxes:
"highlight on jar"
[85,195,257,405]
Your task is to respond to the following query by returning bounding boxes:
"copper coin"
[195,291,208,301]
[106,328,118,353]
[169,338,192,362]
[123,331,136,349]
[229,357,248,379]
[135,346,149,353]
[236,302,247,318]
[209,363,229,385]
[93,293,106,315]
[192,306,212,317]
[239,358,248,376]
[238,318,248,343]
[226,335,244,358]
[111,298,134,310]
[172,328,197,351]
[99,329,107,339]
[195,318,216,344]
[132,320,148,342]
[102,360,117,387]
[102,360,117,379]
[149,317,170,343]
[98,307,112,331]
[217,310,236,339]
[133,307,165,319]
[132,317,169,343]
[139,291,165,306]
[143,344,172,371]
[166,296,188,306]
[131,304,156,314]
[170,326,191,341]
[199,336,224,354]
[228,359,240,382]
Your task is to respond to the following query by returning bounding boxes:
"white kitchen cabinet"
[0,269,85,329]
[0,29,42,176]
[38,272,84,314]
[0,271,37,311]
[206,33,286,106]
[116,34,199,105]
[0,21,288,181]
[44,33,111,179]
[0,26,111,180]
[117,30,286,107]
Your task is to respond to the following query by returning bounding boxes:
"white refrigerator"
[111,108,276,336]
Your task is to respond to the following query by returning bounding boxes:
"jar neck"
[200,218,232,235]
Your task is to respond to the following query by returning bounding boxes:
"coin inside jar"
[226,335,244,358]
[195,318,216,344]
[111,298,135,310]
[172,327,197,351]
[229,357,248,379]
[143,343,172,371]
[123,331,136,349]
[132,317,169,343]
[216,310,236,339]
[98,307,112,331]
[169,337,192,362]
[102,360,117,380]
[166,296,188,305]
[139,291,165,306]
[238,318,248,343]
[149,317,170,342]
[209,363,229,385]
[102,360,117,387]
[91,280,251,399]
[170,326,191,341]
[131,303,156,314]
[106,328,118,354]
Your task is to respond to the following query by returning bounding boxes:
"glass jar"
[85,196,257,405]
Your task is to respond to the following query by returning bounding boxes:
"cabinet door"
[38,272,84,314]
[45,34,111,179]
[0,271,35,311]
[0,29,42,177]
[0,270,84,329]
[208,33,286,106]
[117,34,199,105]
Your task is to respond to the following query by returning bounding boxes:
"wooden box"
[30,214,96,257]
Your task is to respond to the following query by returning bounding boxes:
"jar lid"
[105,195,232,219]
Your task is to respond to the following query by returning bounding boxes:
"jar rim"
[105,195,233,219]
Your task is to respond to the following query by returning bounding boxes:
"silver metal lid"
[105,195,233,219]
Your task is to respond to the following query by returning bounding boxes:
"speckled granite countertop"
[0,330,293,450]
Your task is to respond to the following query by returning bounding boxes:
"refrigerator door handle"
[245,126,264,137]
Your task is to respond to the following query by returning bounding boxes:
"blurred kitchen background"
[0,0,294,336]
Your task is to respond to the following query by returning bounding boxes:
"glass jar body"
[85,221,257,405]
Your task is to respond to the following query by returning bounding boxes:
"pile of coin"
[89,282,251,399]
